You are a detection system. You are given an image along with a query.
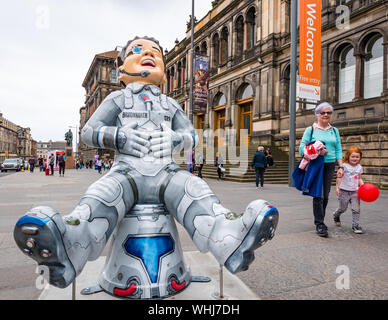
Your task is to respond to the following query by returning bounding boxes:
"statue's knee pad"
[164,172,215,224]
[82,172,135,220]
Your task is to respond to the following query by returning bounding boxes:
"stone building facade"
[79,50,122,162]
[164,0,388,188]
[0,112,36,161]
[37,140,67,159]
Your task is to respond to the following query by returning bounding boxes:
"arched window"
[177,62,182,88]
[214,93,226,107]
[363,35,383,99]
[338,45,356,103]
[237,84,253,146]
[220,27,229,65]
[239,84,253,100]
[212,33,220,67]
[235,16,244,57]
[200,41,207,56]
[246,7,256,50]
[182,57,187,84]
[166,69,171,94]
[170,66,175,91]
[213,93,226,147]
[195,46,200,54]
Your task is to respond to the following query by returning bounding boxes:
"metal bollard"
[72,279,76,300]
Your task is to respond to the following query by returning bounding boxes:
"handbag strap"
[310,126,314,142]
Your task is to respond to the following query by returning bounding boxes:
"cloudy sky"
[0,0,211,147]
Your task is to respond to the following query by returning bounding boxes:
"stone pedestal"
[65,147,75,169]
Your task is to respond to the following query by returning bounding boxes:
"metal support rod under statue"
[219,264,224,299]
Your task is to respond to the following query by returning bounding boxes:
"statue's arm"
[169,97,199,152]
[81,91,123,150]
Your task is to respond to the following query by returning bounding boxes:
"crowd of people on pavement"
[20,154,114,178]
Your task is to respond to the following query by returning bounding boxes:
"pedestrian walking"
[214,152,225,180]
[195,151,205,178]
[28,157,36,173]
[49,154,55,175]
[38,157,44,172]
[265,148,274,167]
[89,160,93,169]
[333,146,364,234]
[97,158,102,174]
[250,146,267,189]
[58,154,66,177]
[299,102,343,237]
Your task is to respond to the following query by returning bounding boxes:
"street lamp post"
[189,0,195,124]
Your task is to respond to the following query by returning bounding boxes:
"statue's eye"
[132,46,142,54]
[126,46,143,58]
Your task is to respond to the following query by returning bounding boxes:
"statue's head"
[116,36,166,86]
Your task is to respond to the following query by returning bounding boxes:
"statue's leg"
[14,167,136,288]
[161,165,279,274]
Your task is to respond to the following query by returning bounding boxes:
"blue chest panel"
[124,235,174,283]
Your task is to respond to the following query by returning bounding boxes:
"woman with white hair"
[299,102,344,237]
[250,146,268,189]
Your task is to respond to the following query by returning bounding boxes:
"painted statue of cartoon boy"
[14,36,278,290]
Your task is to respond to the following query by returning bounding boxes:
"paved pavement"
[0,168,387,300]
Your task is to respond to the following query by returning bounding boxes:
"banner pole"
[288,0,297,187]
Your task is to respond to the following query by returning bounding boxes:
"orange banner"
[299,0,322,100]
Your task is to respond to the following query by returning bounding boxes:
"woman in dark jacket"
[251,146,267,188]
[214,152,224,180]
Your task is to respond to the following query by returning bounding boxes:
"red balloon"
[358,183,380,202]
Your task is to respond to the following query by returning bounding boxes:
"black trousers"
[50,164,54,175]
[197,164,203,178]
[313,162,336,227]
[59,164,65,175]
[217,166,224,179]
[255,167,265,187]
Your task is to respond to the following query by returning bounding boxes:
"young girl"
[333,146,364,233]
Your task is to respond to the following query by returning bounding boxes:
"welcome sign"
[299,0,322,100]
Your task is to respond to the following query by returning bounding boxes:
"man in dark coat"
[251,146,267,188]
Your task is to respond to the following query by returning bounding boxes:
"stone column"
[244,22,248,51]
[383,40,388,94]
[321,45,328,102]
[352,51,364,101]
[327,60,338,105]
[383,40,388,118]
[280,78,289,115]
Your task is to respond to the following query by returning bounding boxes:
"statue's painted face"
[118,39,166,86]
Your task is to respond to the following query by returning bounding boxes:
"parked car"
[1,158,21,172]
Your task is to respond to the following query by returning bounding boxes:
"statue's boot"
[14,170,135,288]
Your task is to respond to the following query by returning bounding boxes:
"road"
[0,171,17,178]
[0,168,387,300]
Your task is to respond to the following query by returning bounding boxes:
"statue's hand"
[117,123,150,157]
[149,123,183,158]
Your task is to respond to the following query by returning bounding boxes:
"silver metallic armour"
[14,82,279,299]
